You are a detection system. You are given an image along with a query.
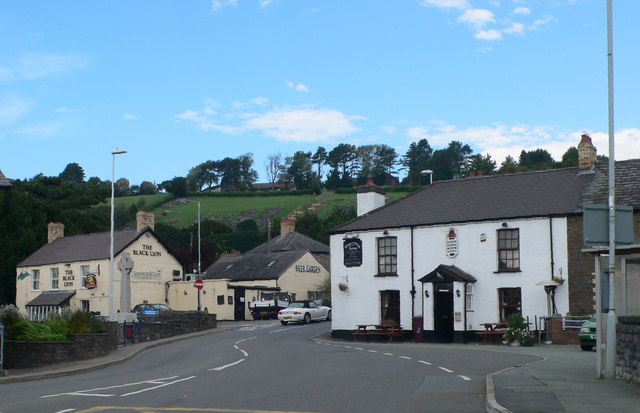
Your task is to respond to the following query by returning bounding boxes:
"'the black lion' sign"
[343,238,362,267]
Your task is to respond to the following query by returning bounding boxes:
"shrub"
[67,310,106,334]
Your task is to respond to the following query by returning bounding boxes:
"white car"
[278,300,332,325]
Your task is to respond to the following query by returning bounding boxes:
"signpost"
[194,278,204,312]
[0,322,5,375]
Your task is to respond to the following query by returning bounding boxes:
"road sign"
[194,279,204,290]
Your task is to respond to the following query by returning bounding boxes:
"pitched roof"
[204,231,330,282]
[18,228,151,267]
[0,168,12,189]
[204,250,307,281]
[418,265,477,283]
[248,231,330,254]
[582,159,640,207]
[331,167,594,234]
[26,290,76,306]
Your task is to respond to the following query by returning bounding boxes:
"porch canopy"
[418,264,477,284]
[26,290,76,307]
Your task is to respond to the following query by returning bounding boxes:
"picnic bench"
[476,322,508,344]
[353,324,404,343]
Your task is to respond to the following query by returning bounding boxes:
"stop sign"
[194,279,204,290]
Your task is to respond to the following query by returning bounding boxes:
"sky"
[1,0,639,186]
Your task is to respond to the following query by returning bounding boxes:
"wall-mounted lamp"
[383,230,389,236]
[425,290,430,298]
[64,263,71,267]
[501,222,508,228]
[456,289,461,297]
[183,291,187,295]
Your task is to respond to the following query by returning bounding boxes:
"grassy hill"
[115,190,411,229]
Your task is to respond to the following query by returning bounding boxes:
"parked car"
[313,298,332,308]
[133,303,172,316]
[579,317,596,351]
[278,300,331,325]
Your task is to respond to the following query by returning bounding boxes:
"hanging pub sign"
[344,238,363,267]
[84,274,97,290]
[446,228,458,258]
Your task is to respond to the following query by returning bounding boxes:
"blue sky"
[1,0,639,185]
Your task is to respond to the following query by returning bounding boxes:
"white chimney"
[357,177,385,216]
[47,222,64,243]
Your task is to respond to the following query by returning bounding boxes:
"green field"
[140,191,410,228]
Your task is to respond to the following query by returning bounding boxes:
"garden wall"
[4,312,216,369]
[616,316,640,383]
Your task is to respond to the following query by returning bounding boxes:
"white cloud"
[211,0,237,12]
[512,6,531,15]
[381,125,397,134]
[475,29,502,40]
[175,109,200,121]
[0,52,87,82]
[259,0,278,8]
[285,81,311,92]
[502,22,525,35]
[528,14,556,31]
[250,97,269,106]
[54,107,78,113]
[123,113,136,120]
[420,0,471,10]
[457,9,496,29]
[0,94,32,125]
[244,108,357,142]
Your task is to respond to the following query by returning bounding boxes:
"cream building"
[16,211,183,320]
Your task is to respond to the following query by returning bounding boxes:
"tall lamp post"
[109,148,127,320]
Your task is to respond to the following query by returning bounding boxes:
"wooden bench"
[353,324,404,343]
[477,322,508,344]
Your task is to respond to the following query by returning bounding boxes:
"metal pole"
[109,149,126,321]
[605,0,617,379]
[197,201,202,312]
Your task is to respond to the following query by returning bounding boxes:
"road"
[0,320,540,413]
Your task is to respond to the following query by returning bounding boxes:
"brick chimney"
[357,177,385,216]
[578,134,597,171]
[281,216,296,236]
[47,222,64,243]
[136,210,155,232]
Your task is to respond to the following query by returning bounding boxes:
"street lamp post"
[109,148,127,321]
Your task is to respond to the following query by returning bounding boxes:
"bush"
[504,313,534,346]
[0,309,105,341]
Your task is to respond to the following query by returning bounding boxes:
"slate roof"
[248,231,330,254]
[0,168,12,189]
[26,290,76,306]
[582,159,640,207]
[18,228,151,267]
[204,232,330,282]
[331,166,594,234]
[418,265,477,283]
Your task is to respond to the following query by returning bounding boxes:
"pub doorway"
[234,288,246,321]
[433,282,454,343]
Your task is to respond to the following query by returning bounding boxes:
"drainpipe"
[410,227,416,319]
[549,217,555,280]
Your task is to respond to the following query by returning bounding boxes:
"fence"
[537,315,590,344]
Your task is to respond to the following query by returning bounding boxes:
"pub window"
[80,265,91,287]
[380,290,400,325]
[80,300,90,312]
[51,267,59,289]
[217,295,225,305]
[32,269,40,290]
[377,236,397,275]
[497,229,520,272]
[499,287,521,321]
[465,284,473,311]
[227,296,233,305]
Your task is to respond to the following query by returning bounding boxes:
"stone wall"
[616,316,640,383]
[4,312,217,370]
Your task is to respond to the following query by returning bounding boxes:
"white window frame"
[32,269,40,290]
[465,284,473,311]
[80,265,91,288]
[51,267,59,290]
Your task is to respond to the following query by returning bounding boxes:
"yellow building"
[15,211,183,320]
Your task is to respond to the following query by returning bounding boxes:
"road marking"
[209,359,245,371]
[384,353,394,356]
[418,360,432,365]
[344,345,352,349]
[74,407,323,412]
[399,356,412,360]
[458,375,471,381]
[240,349,248,357]
[354,347,363,351]
[41,376,183,399]
[268,328,290,334]
[439,367,454,373]
[120,376,196,397]
[55,410,76,412]
[368,350,377,353]
[235,336,257,345]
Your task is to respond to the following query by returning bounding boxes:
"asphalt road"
[0,320,541,413]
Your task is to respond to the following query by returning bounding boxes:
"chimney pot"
[281,216,296,236]
[578,133,597,171]
[47,222,64,243]
[136,210,155,232]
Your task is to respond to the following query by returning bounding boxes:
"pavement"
[1,325,639,413]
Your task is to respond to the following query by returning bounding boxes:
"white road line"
[235,336,257,345]
[384,353,394,356]
[368,350,377,353]
[458,375,471,381]
[418,360,432,365]
[344,345,352,349]
[399,356,412,360]
[439,367,454,373]
[55,410,76,413]
[240,349,248,357]
[268,328,290,334]
[354,347,364,351]
[233,345,239,349]
[41,377,180,398]
[209,359,245,371]
[120,376,196,397]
